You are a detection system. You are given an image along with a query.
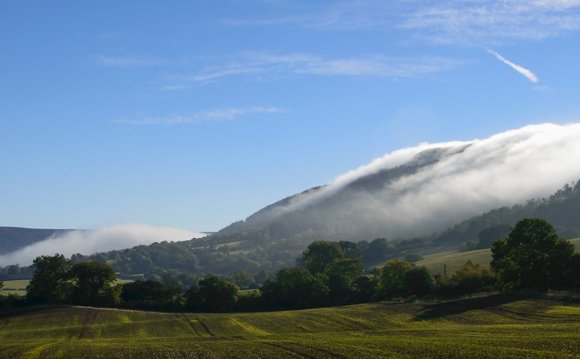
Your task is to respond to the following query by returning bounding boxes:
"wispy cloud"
[225,1,580,45]
[487,50,539,83]
[401,0,580,45]
[93,55,167,67]
[222,1,396,30]
[114,106,286,125]
[172,52,461,84]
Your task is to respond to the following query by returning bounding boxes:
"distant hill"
[432,180,580,247]
[0,227,70,255]
[75,179,580,280]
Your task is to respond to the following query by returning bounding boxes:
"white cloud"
[114,106,286,125]
[487,49,539,83]
[182,52,461,84]
[0,224,206,267]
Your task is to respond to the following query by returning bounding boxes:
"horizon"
[3,1,580,232]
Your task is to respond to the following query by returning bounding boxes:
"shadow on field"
[414,293,529,321]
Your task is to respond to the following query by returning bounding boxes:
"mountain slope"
[0,227,70,255]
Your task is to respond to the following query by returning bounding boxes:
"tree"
[403,267,434,297]
[27,254,72,303]
[0,280,3,292]
[69,261,117,305]
[491,218,576,289]
[326,258,364,304]
[378,260,414,298]
[301,241,343,274]
[188,275,238,312]
[260,267,329,309]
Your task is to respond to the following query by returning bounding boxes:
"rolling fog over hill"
[220,123,580,242]
[2,122,580,271]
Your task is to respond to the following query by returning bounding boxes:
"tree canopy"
[491,218,576,289]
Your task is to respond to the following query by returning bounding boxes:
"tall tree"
[302,241,343,274]
[27,254,72,303]
[378,259,414,298]
[491,218,576,289]
[69,261,117,305]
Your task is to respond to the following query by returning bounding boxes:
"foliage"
[435,261,496,296]
[436,180,580,247]
[187,275,239,312]
[403,267,435,297]
[27,254,72,303]
[69,261,118,306]
[301,241,343,274]
[260,267,329,309]
[378,259,414,298]
[121,280,182,310]
[491,218,576,289]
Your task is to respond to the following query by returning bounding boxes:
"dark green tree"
[491,218,576,289]
[326,258,364,304]
[27,254,72,303]
[301,241,343,274]
[188,275,238,312]
[260,267,329,309]
[403,267,434,297]
[378,259,414,298]
[69,261,117,305]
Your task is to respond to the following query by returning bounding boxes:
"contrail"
[487,49,539,83]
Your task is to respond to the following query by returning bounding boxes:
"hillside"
[0,294,578,358]
[76,180,580,279]
[0,227,70,255]
[417,237,580,276]
[433,180,580,247]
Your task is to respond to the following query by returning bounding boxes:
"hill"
[0,227,70,255]
[0,293,578,358]
[78,180,580,279]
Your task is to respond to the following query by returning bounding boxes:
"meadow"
[417,237,580,276]
[1,293,578,358]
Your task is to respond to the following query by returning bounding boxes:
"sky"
[2,0,580,232]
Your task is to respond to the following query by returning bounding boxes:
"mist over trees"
[3,217,578,314]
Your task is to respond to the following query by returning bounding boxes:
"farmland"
[1,293,579,358]
[417,237,580,276]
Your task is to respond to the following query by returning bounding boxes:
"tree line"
[1,218,578,312]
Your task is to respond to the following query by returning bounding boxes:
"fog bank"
[0,224,205,267]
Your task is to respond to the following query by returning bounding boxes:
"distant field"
[0,279,133,297]
[0,280,28,297]
[418,237,580,276]
[0,293,578,358]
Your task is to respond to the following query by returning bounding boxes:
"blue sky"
[2,0,580,231]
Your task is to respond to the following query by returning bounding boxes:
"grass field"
[0,293,579,358]
[418,237,580,276]
[0,280,28,297]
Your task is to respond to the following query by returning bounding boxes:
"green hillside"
[418,238,580,276]
[1,294,579,358]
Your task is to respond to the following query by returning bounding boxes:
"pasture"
[0,293,579,358]
[417,237,580,276]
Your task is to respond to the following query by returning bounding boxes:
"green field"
[418,237,580,276]
[0,280,29,297]
[1,293,579,358]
